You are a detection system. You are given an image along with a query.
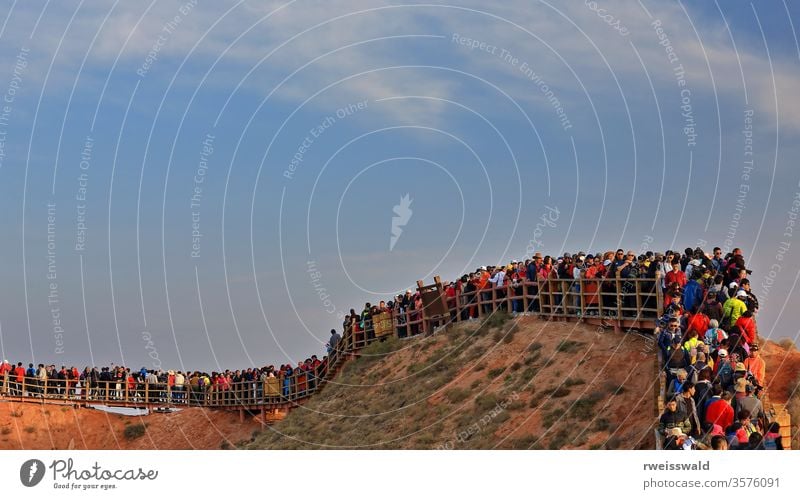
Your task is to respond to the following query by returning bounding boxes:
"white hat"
[511,260,517,264]
[729,282,738,289]
[603,259,612,266]
[718,349,728,358]
[737,290,747,298]
[480,266,487,271]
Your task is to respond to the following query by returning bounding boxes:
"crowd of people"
[0,355,331,405]
[339,244,781,451]
[650,248,782,450]
[0,244,785,450]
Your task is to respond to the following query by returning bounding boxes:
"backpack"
[717,362,733,387]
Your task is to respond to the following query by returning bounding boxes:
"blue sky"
[0,0,799,371]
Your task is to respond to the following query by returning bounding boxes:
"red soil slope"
[0,403,262,450]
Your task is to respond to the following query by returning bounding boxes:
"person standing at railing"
[360,303,374,341]
[509,263,525,315]
[281,364,293,397]
[12,362,25,396]
[36,364,47,397]
[526,254,542,313]
[488,266,506,312]
[327,329,341,356]
[616,251,638,316]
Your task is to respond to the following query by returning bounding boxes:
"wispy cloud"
[2,0,797,132]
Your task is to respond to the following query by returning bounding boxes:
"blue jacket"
[683,280,703,312]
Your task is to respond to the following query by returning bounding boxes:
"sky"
[0,0,799,372]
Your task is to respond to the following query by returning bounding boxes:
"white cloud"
[2,0,799,132]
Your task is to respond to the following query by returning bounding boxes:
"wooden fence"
[1,274,662,412]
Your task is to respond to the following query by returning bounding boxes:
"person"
[174,371,185,402]
[763,422,784,450]
[710,434,728,450]
[743,343,765,388]
[682,272,704,313]
[659,398,690,437]
[734,384,765,424]
[734,310,757,347]
[703,319,727,349]
[721,290,748,330]
[13,362,25,396]
[747,432,765,450]
[705,390,735,430]
[663,427,694,450]
[327,328,342,355]
[685,311,709,343]
[489,266,507,311]
[361,303,374,341]
[665,262,687,289]
[739,278,759,313]
[667,369,688,400]
[737,409,759,439]
[526,254,542,312]
[693,368,714,422]
[699,291,723,322]
[658,318,681,362]
[711,248,724,273]
[665,337,690,387]
[714,349,734,390]
[676,382,701,437]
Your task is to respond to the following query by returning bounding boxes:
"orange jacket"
[743,356,766,386]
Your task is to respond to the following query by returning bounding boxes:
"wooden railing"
[0,274,662,411]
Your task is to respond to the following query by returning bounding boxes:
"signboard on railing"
[373,312,394,337]
[418,276,449,317]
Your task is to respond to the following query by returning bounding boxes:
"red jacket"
[686,313,710,338]
[705,398,734,429]
[665,270,687,289]
[735,316,757,345]
[14,366,25,381]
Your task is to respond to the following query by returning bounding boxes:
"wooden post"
[522,279,529,312]
[579,277,586,317]
[635,280,643,320]
[655,271,664,317]
[455,288,462,323]
[615,271,622,319]
[597,276,608,317]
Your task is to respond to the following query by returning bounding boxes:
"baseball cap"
[718,349,728,358]
[737,290,748,298]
